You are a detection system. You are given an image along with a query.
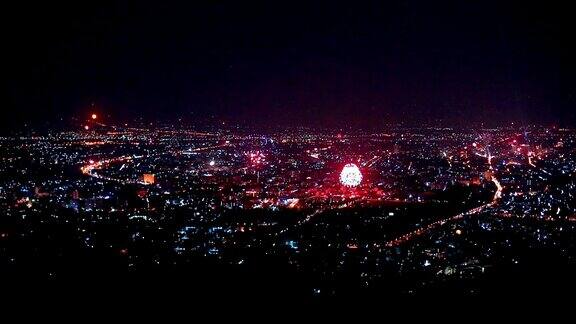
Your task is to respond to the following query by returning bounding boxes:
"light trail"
[528,154,537,167]
[363,155,383,168]
[275,199,355,238]
[384,175,503,247]
[81,142,231,184]
[384,139,505,248]
[80,156,140,185]
[275,208,325,237]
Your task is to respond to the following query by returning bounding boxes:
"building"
[143,173,155,184]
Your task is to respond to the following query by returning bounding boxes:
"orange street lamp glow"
[91,114,97,120]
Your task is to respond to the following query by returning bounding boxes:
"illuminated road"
[276,201,353,237]
[80,156,140,184]
[80,143,230,184]
[384,138,505,248]
[384,175,503,247]
[363,155,384,168]
[276,208,325,237]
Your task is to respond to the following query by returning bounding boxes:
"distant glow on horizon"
[340,163,362,187]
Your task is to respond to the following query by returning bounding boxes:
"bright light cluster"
[340,163,362,187]
[248,151,266,166]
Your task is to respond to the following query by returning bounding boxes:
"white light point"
[340,163,363,187]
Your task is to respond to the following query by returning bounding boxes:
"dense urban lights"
[248,151,265,166]
[1,121,575,299]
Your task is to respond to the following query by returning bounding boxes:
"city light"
[91,113,97,120]
[248,151,265,166]
[2,119,575,300]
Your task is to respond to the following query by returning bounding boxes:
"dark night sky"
[3,0,576,130]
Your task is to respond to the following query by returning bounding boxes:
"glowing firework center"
[340,163,362,187]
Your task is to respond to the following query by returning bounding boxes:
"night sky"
[4,0,576,130]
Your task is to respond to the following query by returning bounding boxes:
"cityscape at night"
[2,119,576,300]
[3,0,576,306]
